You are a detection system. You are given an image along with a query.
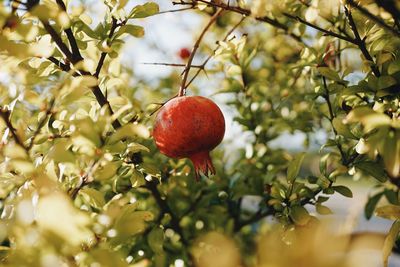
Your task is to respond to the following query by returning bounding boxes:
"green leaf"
[127,142,150,153]
[79,188,105,209]
[4,145,28,159]
[319,153,330,176]
[9,159,35,174]
[388,60,400,75]
[377,76,397,90]
[129,2,159,19]
[140,162,160,178]
[382,131,400,178]
[115,25,144,38]
[316,203,333,215]
[95,162,119,181]
[385,190,399,205]
[47,140,75,163]
[383,220,400,267]
[289,205,311,226]
[365,192,384,220]
[287,153,305,183]
[332,185,353,198]
[108,124,150,144]
[356,161,388,182]
[114,208,154,238]
[376,204,400,220]
[317,175,331,189]
[317,196,330,203]
[317,67,341,81]
[73,118,102,147]
[307,175,319,184]
[147,227,164,254]
[332,117,356,139]
[346,107,391,132]
[130,169,145,187]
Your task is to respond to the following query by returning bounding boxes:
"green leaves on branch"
[80,188,106,209]
[346,107,400,178]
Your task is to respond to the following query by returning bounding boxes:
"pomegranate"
[153,96,225,180]
[178,48,191,60]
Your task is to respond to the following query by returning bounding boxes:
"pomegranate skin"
[153,96,225,180]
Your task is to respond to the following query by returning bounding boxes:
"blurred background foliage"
[0,0,400,266]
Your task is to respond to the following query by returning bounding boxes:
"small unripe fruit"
[178,48,191,60]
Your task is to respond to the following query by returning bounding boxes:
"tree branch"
[38,15,122,129]
[55,0,83,62]
[94,17,120,78]
[322,77,349,165]
[92,84,122,129]
[179,8,223,96]
[344,6,381,77]
[234,209,273,232]
[41,21,76,63]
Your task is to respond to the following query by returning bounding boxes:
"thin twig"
[156,7,195,15]
[47,56,71,72]
[283,12,357,45]
[175,0,303,43]
[149,94,178,116]
[69,160,100,199]
[179,8,223,96]
[234,210,273,232]
[27,99,55,150]
[344,5,381,77]
[322,77,348,164]
[0,108,26,149]
[141,62,203,68]
[185,16,246,88]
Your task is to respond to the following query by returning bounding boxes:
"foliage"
[0,0,399,266]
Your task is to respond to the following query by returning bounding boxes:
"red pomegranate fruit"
[153,96,225,180]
